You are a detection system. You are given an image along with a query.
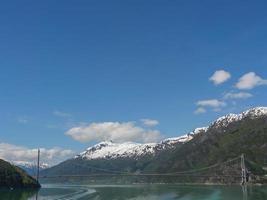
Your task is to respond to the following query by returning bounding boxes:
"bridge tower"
[37,149,40,182]
[241,154,247,185]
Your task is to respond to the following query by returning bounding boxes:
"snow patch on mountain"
[161,134,193,145]
[12,161,50,175]
[211,107,267,128]
[13,161,50,170]
[190,127,209,135]
[77,141,157,160]
[242,107,267,118]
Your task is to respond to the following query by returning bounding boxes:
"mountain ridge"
[75,134,195,161]
[75,107,267,161]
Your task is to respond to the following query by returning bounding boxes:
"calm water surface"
[1,184,267,200]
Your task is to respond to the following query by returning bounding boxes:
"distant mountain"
[75,132,201,160]
[0,159,40,188]
[41,134,195,177]
[42,107,267,184]
[13,161,50,176]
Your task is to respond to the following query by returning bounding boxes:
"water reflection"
[37,184,267,200]
[85,185,230,200]
[242,185,248,200]
[0,189,38,200]
[90,185,267,200]
[1,184,267,200]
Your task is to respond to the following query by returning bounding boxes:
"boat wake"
[33,184,96,200]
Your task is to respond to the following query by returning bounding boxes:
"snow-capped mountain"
[76,134,192,160]
[75,127,210,160]
[210,107,267,128]
[76,141,157,160]
[160,127,208,145]
[13,161,50,176]
[76,107,267,161]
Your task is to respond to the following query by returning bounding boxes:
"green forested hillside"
[145,116,267,175]
[0,159,40,188]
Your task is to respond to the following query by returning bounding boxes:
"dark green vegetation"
[42,114,267,184]
[0,159,40,189]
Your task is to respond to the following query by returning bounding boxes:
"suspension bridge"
[34,150,250,185]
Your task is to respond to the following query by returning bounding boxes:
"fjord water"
[1,184,267,200]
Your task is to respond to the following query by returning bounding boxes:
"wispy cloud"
[223,92,253,99]
[0,143,75,166]
[53,110,72,118]
[196,99,226,108]
[141,119,159,127]
[209,70,231,85]
[236,72,267,90]
[194,107,207,115]
[195,99,226,113]
[66,121,162,143]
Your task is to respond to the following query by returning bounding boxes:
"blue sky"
[0,0,267,164]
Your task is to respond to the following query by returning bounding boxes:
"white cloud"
[17,117,28,124]
[196,99,226,108]
[212,107,222,112]
[65,122,161,143]
[236,72,267,90]
[223,92,253,99]
[53,110,72,118]
[194,107,206,115]
[0,143,74,166]
[209,70,231,85]
[141,119,159,127]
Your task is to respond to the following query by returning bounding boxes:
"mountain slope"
[0,159,40,188]
[144,107,267,176]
